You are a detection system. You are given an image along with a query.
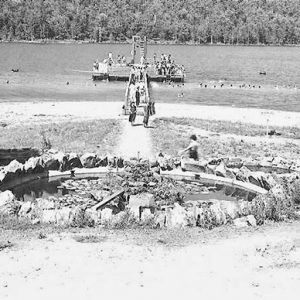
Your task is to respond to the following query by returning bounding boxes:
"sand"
[1,101,300,127]
[0,223,299,300]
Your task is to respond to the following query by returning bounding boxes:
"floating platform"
[92,73,184,83]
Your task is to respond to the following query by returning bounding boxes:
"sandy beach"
[1,101,300,127]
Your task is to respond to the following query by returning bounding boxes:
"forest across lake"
[1,0,300,45]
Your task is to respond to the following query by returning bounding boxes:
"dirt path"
[0,223,299,300]
[116,116,154,159]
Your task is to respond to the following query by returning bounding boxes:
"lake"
[0,43,299,112]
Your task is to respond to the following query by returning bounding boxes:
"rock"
[165,203,187,228]
[100,208,113,225]
[97,156,108,167]
[52,151,69,171]
[18,201,32,217]
[140,208,153,222]
[41,153,60,170]
[246,215,257,226]
[128,193,155,218]
[0,169,6,182]
[261,173,278,190]
[24,157,44,174]
[185,206,197,226]
[233,217,248,227]
[116,157,124,168]
[219,200,240,220]
[0,190,15,207]
[153,211,166,228]
[68,153,82,169]
[41,209,57,223]
[236,166,252,182]
[0,190,20,215]
[226,158,243,168]
[238,200,251,216]
[233,215,257,227]
[4,160,24,174]
[149,159,159,168]
[85,208,101,225]
[209,202,226,225]
[56,207,72,226]
[248,171,265,188]
[80,153,97,168]
[215,161,227,177]
[182,158,207,173]
[36,198,55,210]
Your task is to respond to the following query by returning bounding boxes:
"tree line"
[1,0,300,45]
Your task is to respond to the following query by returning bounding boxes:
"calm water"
[0,176,256,203]
[0,43,300,111]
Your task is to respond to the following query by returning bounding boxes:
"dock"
[92,64,184,83]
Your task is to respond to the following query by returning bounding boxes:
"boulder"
[215,161,227,177]
[248,171,265,188]
[116,157,124,168]
[233,217,248,227]
[246,215,257,226]
[56,207,72,226]
[100,208,113,225]
[209,202,227,225]
[0,191,19,215]
[233,215,257,227]
[0,190,15,207]
[18,201,33,217]
[0,169,6,182]
[41,153,60,170]
[153,211,166,228]
[236,166,252,182]
[96,156,108,167]
[41,209,57,223]
[24,157,44,174]
[237,200,251,216]
[80,153,97,168]
[128,193,155,218]
[36,198,55,210]
[165,203,188,228]
[4,160,24,174]
[218,200,240,220]
[226,157,243,168]
[140,208,153,222]
[51,151,69,171]
[85,208,101,225]
[68,153,82,169]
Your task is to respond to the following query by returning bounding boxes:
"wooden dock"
[92,64,184,83]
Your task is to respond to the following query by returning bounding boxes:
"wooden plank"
[91,189,125,211]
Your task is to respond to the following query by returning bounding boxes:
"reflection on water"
[186,182,256,203]
[0,177,256,203]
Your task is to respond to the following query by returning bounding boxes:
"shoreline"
[1,40,300,47]
[1,101,300,128]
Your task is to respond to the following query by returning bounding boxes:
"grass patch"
[73,234,107,243]
[0,119,121,155]
[160,117,300,139]
[0,240,13,251]
[151,118,300,159]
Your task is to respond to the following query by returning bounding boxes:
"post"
[266,118,269,137]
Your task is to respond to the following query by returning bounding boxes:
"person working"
[179,134,199,160]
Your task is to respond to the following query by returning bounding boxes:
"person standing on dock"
[135,87,140,106]
[129,102,137,126]
[143,103,151,128]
